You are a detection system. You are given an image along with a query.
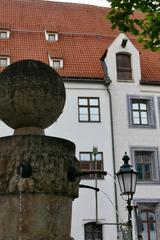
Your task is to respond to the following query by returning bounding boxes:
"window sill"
[81,177,105,180]
[137,180,159,184]
[129,124,156,129]
[117,79,134,83]
[79,121,101,123]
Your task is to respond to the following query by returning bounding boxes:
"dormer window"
[45,31,58,41]
[49,57,63,69]
[0,30,10,39]
[0,56,10,67]
[48,34,57,41]
[105,33,141,83]
[52,60,61,69]
[116,53,132,80]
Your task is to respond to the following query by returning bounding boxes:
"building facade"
[0,1,160,240]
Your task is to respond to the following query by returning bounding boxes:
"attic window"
[0,56,10,67]
[116,53,132,80]
[45,31,58,41]
[49,58,63,69]
[0,30,10,39]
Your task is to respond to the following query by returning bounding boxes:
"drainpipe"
[101,60,119,238]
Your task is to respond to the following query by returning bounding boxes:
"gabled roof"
[0,0,160,82]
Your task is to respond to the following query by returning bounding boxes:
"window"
[45,31,58,41]
[132,100,149,125]
[0,57,10,67]
[136,204,158,240]
[49,57,63,69]
[84,222,103,240]
[141,210,157,240]
[78,97,100,122]
[116,53,132,80]
[48,34,56,41]
[0,32,7,39]
[79,152,103,179]
[0,30,10,39]
[128,96,156,128]
[131,147,158,183]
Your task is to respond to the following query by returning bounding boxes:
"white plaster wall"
[46,82,117,240]
[105,33,141,85]
[108,81,160,236]
[0,121,13,136]
[104,32,160,239]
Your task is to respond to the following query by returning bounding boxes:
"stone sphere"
[0,59,66,129]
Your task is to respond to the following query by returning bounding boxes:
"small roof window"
[45,31,58,41]
[0,56,10,67]
[0,30,10,39]
[49,57,63,69]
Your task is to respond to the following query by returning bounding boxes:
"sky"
[46,0,110,7]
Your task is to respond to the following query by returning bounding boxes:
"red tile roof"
[0,0,159,82]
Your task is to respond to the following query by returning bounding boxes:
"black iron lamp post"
[116,152,137,239]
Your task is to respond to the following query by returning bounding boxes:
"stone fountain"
[0,60,80,240]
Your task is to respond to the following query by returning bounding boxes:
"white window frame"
[49,56,63,69]
[0,56,10,67]
[0,30,10,39]
[45,30,58,41]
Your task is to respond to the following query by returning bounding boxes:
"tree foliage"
[107,0,160,51]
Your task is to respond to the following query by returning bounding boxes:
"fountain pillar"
[0,60,80,240]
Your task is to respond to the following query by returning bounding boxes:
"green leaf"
[107,0,160,51]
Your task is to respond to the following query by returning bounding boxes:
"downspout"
[101,60,119,238]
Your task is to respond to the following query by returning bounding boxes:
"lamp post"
[116,152,137,240]
[93,146,98,224]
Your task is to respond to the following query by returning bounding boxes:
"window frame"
[78,97,101,123]
[136,203,158,240]
[84,222,103,240]
[45,31,58,41]
[131,147,159,184]
[0,30,10,39]
[79,151,104,179]
[49,57,63,69]
[157,98,160,126]
[128,96,156,128]
[116,52,132,81]
[0,56,10,67]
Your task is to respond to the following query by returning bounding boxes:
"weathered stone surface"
[0,60,79,240]
[0,59,66,130]
[0,135,80,239]
[0,194,72,240]
[14,126,45,135]
[0,135,80,198]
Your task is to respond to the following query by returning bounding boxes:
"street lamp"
[116,152,137,239]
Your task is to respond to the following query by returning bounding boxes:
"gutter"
[101,60,119,237]
[140,80,160,85]
[61,76,104,84]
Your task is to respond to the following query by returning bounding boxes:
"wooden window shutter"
[116,53,132,80]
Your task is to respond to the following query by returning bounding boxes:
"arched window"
[84,222,103,240]
[140,210,157,240]
[116,53,132,80]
